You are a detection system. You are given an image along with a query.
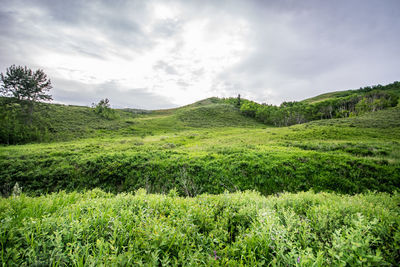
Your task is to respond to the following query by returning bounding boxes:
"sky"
[0,0,399,109]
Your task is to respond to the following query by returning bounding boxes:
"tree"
[236,94,241,107]
[1,65,52,124]
[1,65,52,102]
[92,98,118,119]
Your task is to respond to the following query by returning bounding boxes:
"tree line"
[228,82,399,127]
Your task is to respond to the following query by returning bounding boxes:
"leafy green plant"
[1,190,399,266]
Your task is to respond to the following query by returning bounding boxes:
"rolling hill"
[1,96,399,196]
[302,81,400,104]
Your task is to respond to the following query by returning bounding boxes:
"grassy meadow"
[1,95,400,265]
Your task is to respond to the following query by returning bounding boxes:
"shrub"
[92,98,118,119]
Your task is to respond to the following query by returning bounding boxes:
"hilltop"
[0,96,264,144]
[302,81,400,104]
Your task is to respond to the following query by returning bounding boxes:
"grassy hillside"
[176,103,261,128]
[302,81,400,104]
[0,99,139,143]
[1,105,399,196]
[0,97,262,144]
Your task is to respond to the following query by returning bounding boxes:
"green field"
[1,102,399,196]
[1,89,400,265]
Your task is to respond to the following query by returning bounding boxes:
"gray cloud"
[52,79,175,110]
[216,0,400,104]
[152,18,183,38]
[153,61,179,75]
[0,0,399,108]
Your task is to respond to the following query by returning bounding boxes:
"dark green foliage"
[307,107,400,129]
[355,90,399,114]
[0,98,50,144]
[1,148,399,197]
[236,94,241,107]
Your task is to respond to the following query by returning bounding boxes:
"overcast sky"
[1,0,399,109]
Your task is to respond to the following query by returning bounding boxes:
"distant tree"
[93,98,110,110]
[0,65,52,124]
[92,98,118,119]
[355,90,398,115]
[236,94,241,107]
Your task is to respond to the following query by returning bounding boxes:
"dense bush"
[92,98,118,120]
[1,190,399,266]
[1,149,399,197]
[0,99,50,144]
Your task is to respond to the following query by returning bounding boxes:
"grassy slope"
[1,100,399,196]
[30,98,261,141]
[302,83,400,104]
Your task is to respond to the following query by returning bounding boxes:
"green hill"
[1,102,399,196]
[0,97,264,144]
[176,103,261,128]
[2,79,399,145]
[302,81,400,104]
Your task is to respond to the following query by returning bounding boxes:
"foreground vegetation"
[1,190,399,266]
